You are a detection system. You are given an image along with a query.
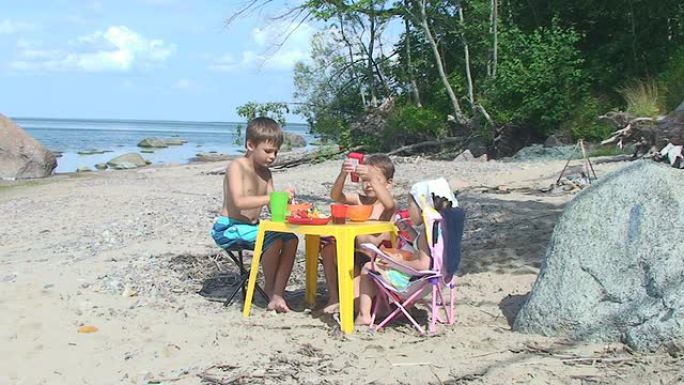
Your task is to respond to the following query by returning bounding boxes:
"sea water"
[15,117,316,173]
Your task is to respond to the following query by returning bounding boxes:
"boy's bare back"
[221,157,273,224]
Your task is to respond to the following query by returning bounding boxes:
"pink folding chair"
[360,205,465,335]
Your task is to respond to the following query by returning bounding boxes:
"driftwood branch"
[601,123,635,147]
[387,137,466,156]
[600,116,657,151]
[271,146,363,169]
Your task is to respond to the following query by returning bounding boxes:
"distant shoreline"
[12,116,309,126]
[17,117,316,173]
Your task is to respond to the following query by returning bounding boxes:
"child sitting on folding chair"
[210,117,299,313]
[355,179,457,326]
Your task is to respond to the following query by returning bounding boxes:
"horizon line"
[10,116,308,126]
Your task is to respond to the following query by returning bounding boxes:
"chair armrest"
[359,243,434,276]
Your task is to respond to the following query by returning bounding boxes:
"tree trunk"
[458,5,475,107]
[418,0,467,124]
[368,3,378,107]
[404,2,422,107]
[490,0,498,77]
[338,14,368,107]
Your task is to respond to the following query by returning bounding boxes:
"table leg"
[242,226,266,317]
[335,232,355,334]
[304,234,320,307]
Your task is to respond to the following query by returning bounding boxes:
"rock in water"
[106,153,147,170]
[514,161,684,352]
[0,114,57,180]
[138,138,168,148]
[283,132,306,148]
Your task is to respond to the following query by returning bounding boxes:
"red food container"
[348,152,364,182]
[330,204,347,224]
[394,209,416,247]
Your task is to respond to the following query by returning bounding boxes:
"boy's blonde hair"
[246,117,284,148]
[366,154,395,181]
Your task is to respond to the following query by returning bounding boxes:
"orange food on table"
[287,203,312,214]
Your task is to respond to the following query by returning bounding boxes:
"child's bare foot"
[267,296,290,313]
[355,314,372,326]
[322,301,339,314]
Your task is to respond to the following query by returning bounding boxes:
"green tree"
[484,23,590,135]
[235,101,290,126]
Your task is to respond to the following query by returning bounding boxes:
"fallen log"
[271,146,363,169]
[387,137,467,156]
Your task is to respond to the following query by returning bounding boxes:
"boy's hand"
[341,159,356,174]
[356,165,382,183]
[285,186,296,201]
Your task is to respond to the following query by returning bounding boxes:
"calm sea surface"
[15,117,315,173]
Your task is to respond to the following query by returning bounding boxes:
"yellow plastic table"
[242,219,397,334]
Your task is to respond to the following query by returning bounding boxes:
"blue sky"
[0,0,315,122]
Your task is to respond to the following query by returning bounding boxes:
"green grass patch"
[589,145,626,157]
[618,79,661,117]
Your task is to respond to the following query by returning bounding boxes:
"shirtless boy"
[211,117,298,313]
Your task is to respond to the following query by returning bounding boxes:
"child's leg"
[271,237,297,310]
[260,239,285,311]
[355,262,377,325]
[320,243,339,313]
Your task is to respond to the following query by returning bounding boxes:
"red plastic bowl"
[347,205,373,221]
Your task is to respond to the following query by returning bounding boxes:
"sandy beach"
[0,155,678,385]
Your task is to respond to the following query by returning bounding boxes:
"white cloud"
[210,21,315,72]
[209,53,239,72]
[9,26,175,73]
[0,20,36,35]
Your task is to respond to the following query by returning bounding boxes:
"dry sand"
[0,155,680,385]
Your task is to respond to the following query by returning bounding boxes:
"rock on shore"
[0,114,57,180]
[514,161,684,352]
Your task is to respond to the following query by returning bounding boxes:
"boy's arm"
[358,166,396,214]
[330,163,361,205]
[226,161,270,209]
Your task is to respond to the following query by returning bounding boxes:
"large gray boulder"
[514,161,684,352]
[106,153,148,170]
[138,137,187,148]
[0,114,57,180]
[138,138,168,148]
[283,132,306,148]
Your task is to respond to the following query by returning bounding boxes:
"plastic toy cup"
[269,192,289,222]
[348,152,364,182]
[330,204,347,224]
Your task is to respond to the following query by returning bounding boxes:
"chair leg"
[221,249,269,306]
[238,251,247,300]
[238,250,269,302]
[224,283,243,306]
[449,284,456,325]
[430,285,438,334]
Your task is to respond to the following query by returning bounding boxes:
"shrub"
[659,47,684,112]
[386,105,447,143]
[563,95,615,141]
[484,22,591,136]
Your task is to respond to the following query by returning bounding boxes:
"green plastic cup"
[269,191,289,222]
